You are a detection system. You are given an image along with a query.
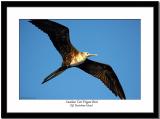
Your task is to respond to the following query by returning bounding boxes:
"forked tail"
[42,66,67,84]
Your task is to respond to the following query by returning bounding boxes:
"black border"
[1,1,159,118]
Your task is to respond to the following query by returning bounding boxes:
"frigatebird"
[29,19,126,99]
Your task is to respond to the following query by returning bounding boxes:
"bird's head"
[82,52,97,58]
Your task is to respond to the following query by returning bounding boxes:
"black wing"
[78,59,126,99]
[42,66,68,84]
[29,19,79,58]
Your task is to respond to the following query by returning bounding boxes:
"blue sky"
[20,19,141,100]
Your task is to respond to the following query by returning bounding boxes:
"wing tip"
[28,19,37,25]
[28,19,41,24]
[118,90,126,100]
[41,80,47,84]
[28,19,32,23]
[119,95,126,100]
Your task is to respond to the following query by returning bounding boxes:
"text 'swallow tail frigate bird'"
[29,19,126,99]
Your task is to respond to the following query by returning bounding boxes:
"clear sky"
[20,19,141,100]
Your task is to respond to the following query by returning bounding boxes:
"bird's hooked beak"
[88,53,97,57]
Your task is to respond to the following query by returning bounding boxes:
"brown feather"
[29,19,79,59]
[78,59,126,99]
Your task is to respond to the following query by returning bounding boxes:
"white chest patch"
[70,54,86,66]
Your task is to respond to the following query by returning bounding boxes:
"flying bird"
[29,19,126,99]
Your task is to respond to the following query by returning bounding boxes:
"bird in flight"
[29,19,126,99]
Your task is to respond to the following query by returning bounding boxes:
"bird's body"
[29,19,126,99]
[69,52,86,66]
[62,52,85,66]
[69,52,96,66]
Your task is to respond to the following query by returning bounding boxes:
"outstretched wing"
[29,19,79,58]
[78,59,126,99]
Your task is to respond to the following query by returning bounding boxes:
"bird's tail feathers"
[42,66,67,84]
